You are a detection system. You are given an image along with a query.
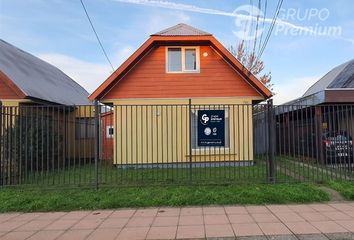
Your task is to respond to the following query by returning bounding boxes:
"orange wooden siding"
[0,77,20,99]
[102,46,261,100]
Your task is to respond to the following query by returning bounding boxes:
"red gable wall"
[102,46,261,100]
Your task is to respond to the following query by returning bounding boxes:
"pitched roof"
[89,24,272,100]
[0,39,90,105]
[303,59,354,97]
[152,23,211,36]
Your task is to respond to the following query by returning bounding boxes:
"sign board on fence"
[197,110,225,146]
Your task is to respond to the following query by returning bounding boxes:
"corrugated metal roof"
[152,23,211,36]
[0,39,91,105]
[303,59,354,97]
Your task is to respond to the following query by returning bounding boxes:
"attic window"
[166,47,200,73]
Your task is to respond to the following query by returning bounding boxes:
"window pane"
[168,48,182,71]
[185,49,196,70]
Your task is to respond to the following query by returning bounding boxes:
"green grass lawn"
[7,158,294,188]
[0,183,330,213]
[326,180,354,200]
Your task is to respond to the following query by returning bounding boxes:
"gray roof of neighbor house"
[303,59,354,97]
[0,39,91,105]
[152,23,211,36]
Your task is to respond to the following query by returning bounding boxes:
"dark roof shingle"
[0,39,90,105]
[152,23,211,36]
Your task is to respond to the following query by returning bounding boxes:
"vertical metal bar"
[94,101,99,190]
[267,99,275,183]
[188,99,192,183]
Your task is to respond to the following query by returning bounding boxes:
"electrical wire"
[79,0,115,71]
[256,0,283,62]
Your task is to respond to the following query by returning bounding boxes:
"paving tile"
[0,221,26,232]
[299,212,330,221]
[16,220,51,231]
[110,209,136,218]
[296,233,330,240]
[116,227,149,240]
[232,223,263,236]
[36,212,67,221]
[205,224,234,238]
[83,210,113,220]
[179,215,203,226]
[98,218,129,228]
[343,211,354,218]
[86,228,121,240]
[204,214,229,225]
[228,214,255,224]
[225,206,248,215]
[11,213,42,221]
[328,203,354,211]
[146,226,177,239]
[71,219,104,230]
[176,225,205,239]
[180,207,203,216]
[288,204,316,213]
[237,236,268,240]
[258,222,292,235]
[0,213,20,223]
[336,220,354,232]
[246,206,270,214]
[0,231,35,240]
[126,217,154,227]
[325,232,354,240]
[26,230,64,240]
[321,211,352,221]
[267,235,298,240]
[310,221,348,233]
[134,208,158,217]
[56,229,92,240]
[309,204,337,212]
[152,216,179,226]
[44,219,79,230]
[251,213,280,223]
[285,222,321,234]
[60,211,90,220]
[156,207,180,217]
[267,205,293,213]
[274,212,305,222]
[203,206,225,215]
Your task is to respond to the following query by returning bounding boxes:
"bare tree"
[229,41,273,91]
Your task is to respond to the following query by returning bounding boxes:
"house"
[0,40,94,183]
[89,23,272,166]
[276,59,354,162]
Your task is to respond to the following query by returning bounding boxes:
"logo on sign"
[204,127,212,136]
[201,114,209,125]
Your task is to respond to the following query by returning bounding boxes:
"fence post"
[267,99,276,183]
[188,98,192,183]
[94,100,99,190]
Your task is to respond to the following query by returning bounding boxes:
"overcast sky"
[1,0,353,104]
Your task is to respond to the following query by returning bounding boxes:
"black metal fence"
[0,101,353,188]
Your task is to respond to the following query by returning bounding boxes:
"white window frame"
[165,46,200,73]
[106,126,114,138]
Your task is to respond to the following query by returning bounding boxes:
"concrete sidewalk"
[1,203,354,240]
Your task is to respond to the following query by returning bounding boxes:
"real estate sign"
[197,110,225,147]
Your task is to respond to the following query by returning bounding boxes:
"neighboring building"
[276,59,354,163]
[0,39,90,106]
[90,23,272,166]
[0,40,94,177]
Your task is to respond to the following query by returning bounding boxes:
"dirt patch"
[318,186,345,202]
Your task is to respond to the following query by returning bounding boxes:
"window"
[75,118,95,139]
[191,108,230,149]
[166,47,200,73]
[106,126,114,138]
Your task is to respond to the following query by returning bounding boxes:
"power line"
[256,0,283,62]
[251,0,262,55]
[79,0,114,71]
[257,0,267,55]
